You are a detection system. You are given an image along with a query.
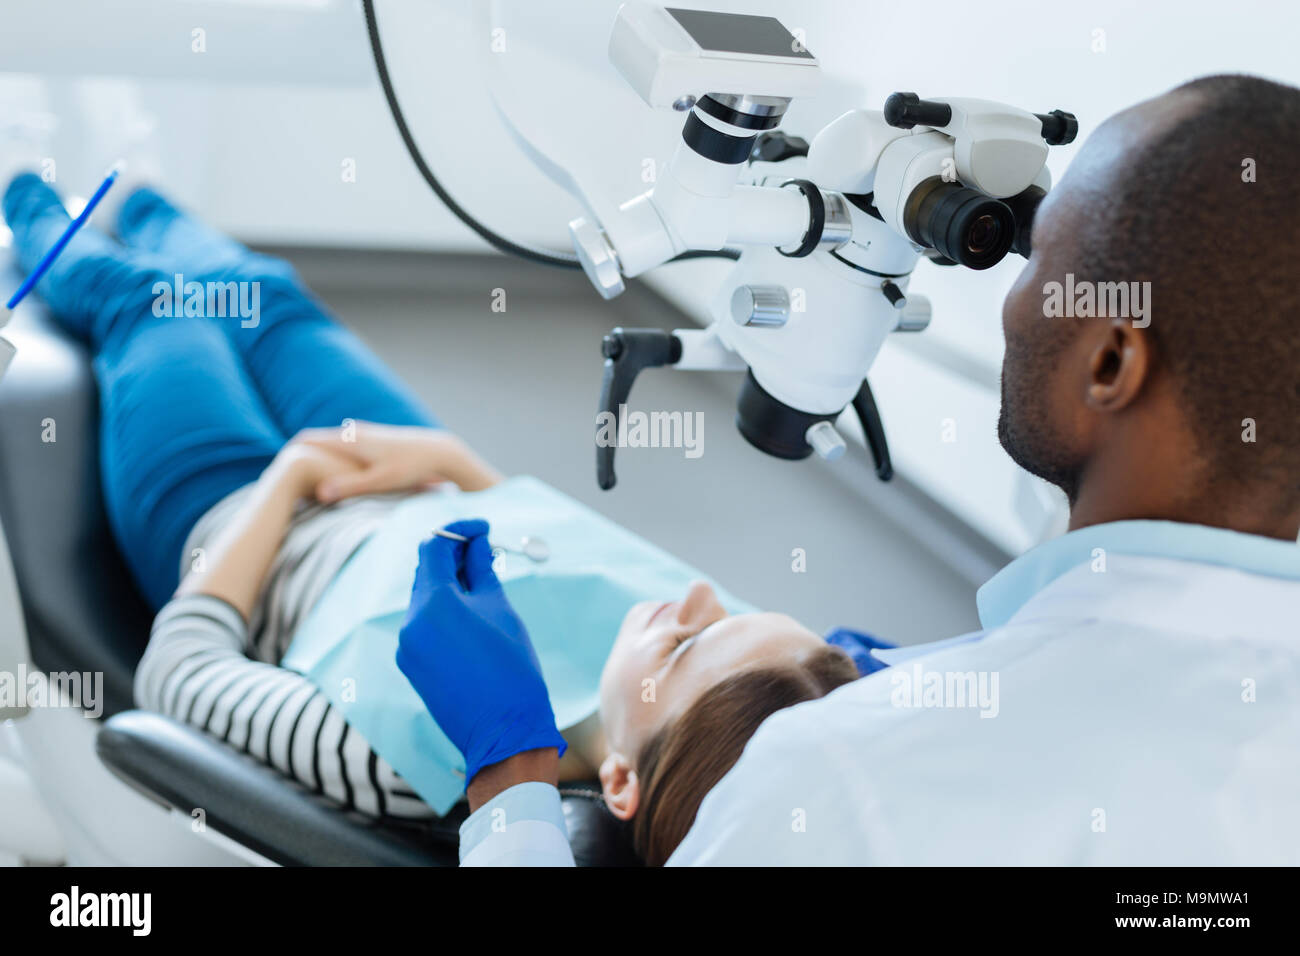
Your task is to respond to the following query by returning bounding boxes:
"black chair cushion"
[98,710,640,866]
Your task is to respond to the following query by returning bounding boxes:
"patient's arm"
[146,427,512,819]
[143,432,495,817]
[174,443,357,619]
[296,422,504,501]
[134,593,432,818]
[176,426,502,618]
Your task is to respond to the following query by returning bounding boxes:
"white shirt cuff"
[458,781,575,867]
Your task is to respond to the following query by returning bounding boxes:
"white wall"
[3,0,1296,554]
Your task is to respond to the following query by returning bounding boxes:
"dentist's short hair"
[1077,73,1300,488]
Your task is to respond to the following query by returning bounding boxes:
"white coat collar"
[976,520,1300,630]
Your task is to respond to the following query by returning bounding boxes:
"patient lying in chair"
[2,172,870,865]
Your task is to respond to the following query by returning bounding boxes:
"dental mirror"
[517,536,550,562]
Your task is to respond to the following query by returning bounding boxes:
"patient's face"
[598,580,824,758]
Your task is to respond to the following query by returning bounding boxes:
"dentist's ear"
[599,751,640,821]
[1084,318,1152,412]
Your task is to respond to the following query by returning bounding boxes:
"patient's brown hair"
[633,645,859,866]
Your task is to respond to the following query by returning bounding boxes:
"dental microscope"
[367,1,1077,488]
[384,0,1082,489]
[572,4,1076,488]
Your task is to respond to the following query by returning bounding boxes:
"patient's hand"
[270,442,367,503]
[181,443,366,617]
[291,422,504,502]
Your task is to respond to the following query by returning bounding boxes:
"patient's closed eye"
[668,632,702,666]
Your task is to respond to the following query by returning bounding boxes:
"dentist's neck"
[1067,427,1300,541]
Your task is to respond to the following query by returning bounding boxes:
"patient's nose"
[677,580,723,625]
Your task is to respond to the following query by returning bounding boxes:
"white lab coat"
[461,520,1300,866]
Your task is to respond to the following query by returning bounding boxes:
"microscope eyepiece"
[1003,184,1047,258]
[902,177,1016,270]
[682,94,793,167]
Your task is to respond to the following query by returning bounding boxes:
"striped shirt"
[133,485,434,819]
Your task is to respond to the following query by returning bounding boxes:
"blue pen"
[3,162,122,314]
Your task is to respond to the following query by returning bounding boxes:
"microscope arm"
[653,184,814,254]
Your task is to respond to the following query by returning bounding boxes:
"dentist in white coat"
[400,75,1300,866]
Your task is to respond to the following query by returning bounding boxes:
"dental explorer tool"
[432,528,550,563]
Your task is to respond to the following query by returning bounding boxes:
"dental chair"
[0,270,638,866]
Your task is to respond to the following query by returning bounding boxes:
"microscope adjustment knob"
[805,420,846,461]
[883,92,953,130]
[881,280,906,309]
[1035,109,1079,146]
[730,285,790,327]
[895,293,932,332]
[569,217,625,300]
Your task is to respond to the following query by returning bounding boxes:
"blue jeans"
[3,174,437,609]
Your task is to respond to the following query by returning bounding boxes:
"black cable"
[361,0,741,270]
[361,0,579,267]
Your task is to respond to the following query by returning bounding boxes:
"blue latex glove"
[396,518,567,783]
